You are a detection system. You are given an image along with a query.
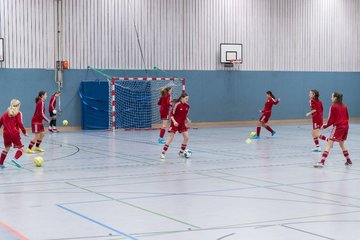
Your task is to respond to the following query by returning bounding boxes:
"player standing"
[160,93,191,159]
[48,91,61,132]
[250,91,280,139]
[27,91,50,153]
[0,99,27,168]
[157,86,172,144]
[305,90,328,152]
[314,92,352,167]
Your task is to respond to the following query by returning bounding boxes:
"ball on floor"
[34,156,44,167]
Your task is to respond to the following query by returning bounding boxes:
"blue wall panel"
[0,69,359,128]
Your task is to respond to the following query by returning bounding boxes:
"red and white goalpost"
[109,77,185,131]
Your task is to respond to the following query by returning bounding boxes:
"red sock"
[14,149,23,160]
[162,144,169,154]
[256,127,261,136]
[0,150,8,165]
[160,128,166,138]
[265,125,273,133]
[36,140,42,147]
[343,150,352,163]
[180,144,187,153]
[28,141,35,149]
[319,135,328,141]
[320,151,329,163]
[313,138,319,147]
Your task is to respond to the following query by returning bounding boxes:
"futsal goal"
[109,77,185,131]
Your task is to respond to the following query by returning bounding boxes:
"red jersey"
[49,95,56,112]
[157,93,171,114]
[309,99,323,120]
[323,103,349,129]
[32,99,49,124]
[0,112,27,136]
[261,97,279,113]
[170,101,190,124]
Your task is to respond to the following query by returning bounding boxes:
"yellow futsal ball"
[62,119,69,126]
[250,131,256,137]
[34,156,44,167]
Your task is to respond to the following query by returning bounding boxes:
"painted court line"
[57,204,138,240]
[0,220,29,240]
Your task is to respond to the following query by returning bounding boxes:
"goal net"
[109,77,185,130]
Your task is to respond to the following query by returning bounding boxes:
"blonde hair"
[8,99,21,117]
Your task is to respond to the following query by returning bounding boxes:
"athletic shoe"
[53,128,59,133]
[35,147,45,152]
[158,138,165,144]
[271,131,276,136]
[0,164,5,169]
[250,135,260,139]
[160,154,165,159]
[313,162,324,168]
[345,161,352,166]
[48,128,53,132]
[26,148,35,154]
[311,147,321,152]
[11,159,22,168]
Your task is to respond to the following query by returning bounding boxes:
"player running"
[250,91,280,139]
[0,99,27,168]
[305,89,328,152]
[157,86,172,144]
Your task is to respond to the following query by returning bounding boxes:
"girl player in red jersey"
[314,92,352,168]
[157,86,172,144]
[48,91,61,132]
[250,91,280,139]
[160,93,191,159]
[0,99,28,168]
[26,91,50,153]
[305,89,328,152]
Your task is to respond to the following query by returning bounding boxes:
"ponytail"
[266,91,276,99]
[333,92,343,105]
[310,89,320,99]
[160,86,172,97]
[35,91,46,103]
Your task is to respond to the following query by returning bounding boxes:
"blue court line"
[56,204,138,240]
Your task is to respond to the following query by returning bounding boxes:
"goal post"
[109,77,185,131]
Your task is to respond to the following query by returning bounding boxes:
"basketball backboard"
[220,43,242,64]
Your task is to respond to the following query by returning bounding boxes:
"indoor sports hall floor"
[1,123,360,240]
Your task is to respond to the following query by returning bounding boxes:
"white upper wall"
[0,0,359,71]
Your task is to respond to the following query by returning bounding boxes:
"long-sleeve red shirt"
[49,95,56,112]
[0,112,27,136]
[157,93,171,114]
[261,97,279,113]
[170,101,190,124]
[323,103,349,129]
[32,100,49,124]
[309,98,323,119]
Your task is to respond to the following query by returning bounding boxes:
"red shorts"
[3,132,23,148]
[168,123,188,133]
[259,113,271,124]
[160,111,169,120]
[312,117,323,130]
[32,123,45,133]
[329,126,348,142]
